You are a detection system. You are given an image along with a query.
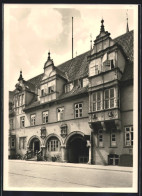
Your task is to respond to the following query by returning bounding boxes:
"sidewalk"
[9,159,133,173]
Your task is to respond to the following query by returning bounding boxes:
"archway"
[67,134,89,163]
[29,137,40,154]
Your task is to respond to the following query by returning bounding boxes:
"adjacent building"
[9,19,133,166]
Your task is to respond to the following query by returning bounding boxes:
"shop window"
[31,114,36,126]
[93,91,101,111]
[20,116,25,128]
[43,111,48,124]
[9,119,14,130]
[98,130,103,147]
[125,126,133,146]
[108,154,119,165]
[75,103,83,118]
[111,130,117,147]
[104,88,115,109]
[47,138,60,152]
[57,107,64,121]
[19,137,26,149]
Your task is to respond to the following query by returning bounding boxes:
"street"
[7,160,132,190]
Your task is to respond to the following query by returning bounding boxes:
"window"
[31,114,36,126]
[48,86,54,93]
[20,116,25,128]
[75,103,83,118]
[83,78,89,87]
[104,88,115,109]
[10,136,16,148]
[98,130,103,147]
[95,65,99,75]
[57,107,64,121]
[110,60,114,69]
[19,137,26,149]
[21,94,24,105]
[41,89,44,97]
[43,111,48,124]
[93,92,101,111]
[108,154,119,165]
[47,138,60,152]
[111,130,117,147]
[65,83,73,93]
[125,126,133,146]
[10,119,14,130]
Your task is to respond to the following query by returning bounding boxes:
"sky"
[4,4,137,91]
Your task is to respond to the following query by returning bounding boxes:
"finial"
[90,33,92,50]
[100,18,105,32]
[48,50,50,60]
[18,69,23,81]
[126,10,129,33]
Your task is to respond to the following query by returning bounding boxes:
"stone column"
[87,140,91,164]
[61,145,67,162]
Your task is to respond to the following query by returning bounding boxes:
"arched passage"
[66,133,89,163]
[28,136,41,154]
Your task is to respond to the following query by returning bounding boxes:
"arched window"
[47,137,61,152]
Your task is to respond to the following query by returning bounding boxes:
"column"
[87,140,91,164]
[61,145,67,162]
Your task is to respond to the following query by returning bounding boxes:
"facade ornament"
[40,126,46,139]
[60,124,68,138]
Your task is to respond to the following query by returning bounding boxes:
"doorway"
[67,135,89,163]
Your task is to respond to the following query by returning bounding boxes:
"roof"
[26,31,133,88]
[9,30,133,108]
[114,30,133,62]
[9,91,14,103]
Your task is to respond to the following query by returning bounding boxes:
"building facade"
[9,20,133,166]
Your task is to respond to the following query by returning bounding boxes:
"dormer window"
[65,83,73,93]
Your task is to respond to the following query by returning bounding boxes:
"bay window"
[104,88,115,109]
[93,91,101,111]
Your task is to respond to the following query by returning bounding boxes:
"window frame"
[20,116,25,128]
[9,119,14,130]
[42,111,48,124]
[19,137,26,150]
[57,107,64,121]
[92,91,102,111]
[98,129,104,147]
[104,88,115,109]
[47,138,60,152]
[110,130,117,147]
[125,126,133,147]
[74,103,83,118]
[30,114,36,126]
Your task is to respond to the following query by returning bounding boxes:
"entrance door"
[29,138,40,154]
[68,136,89,163]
